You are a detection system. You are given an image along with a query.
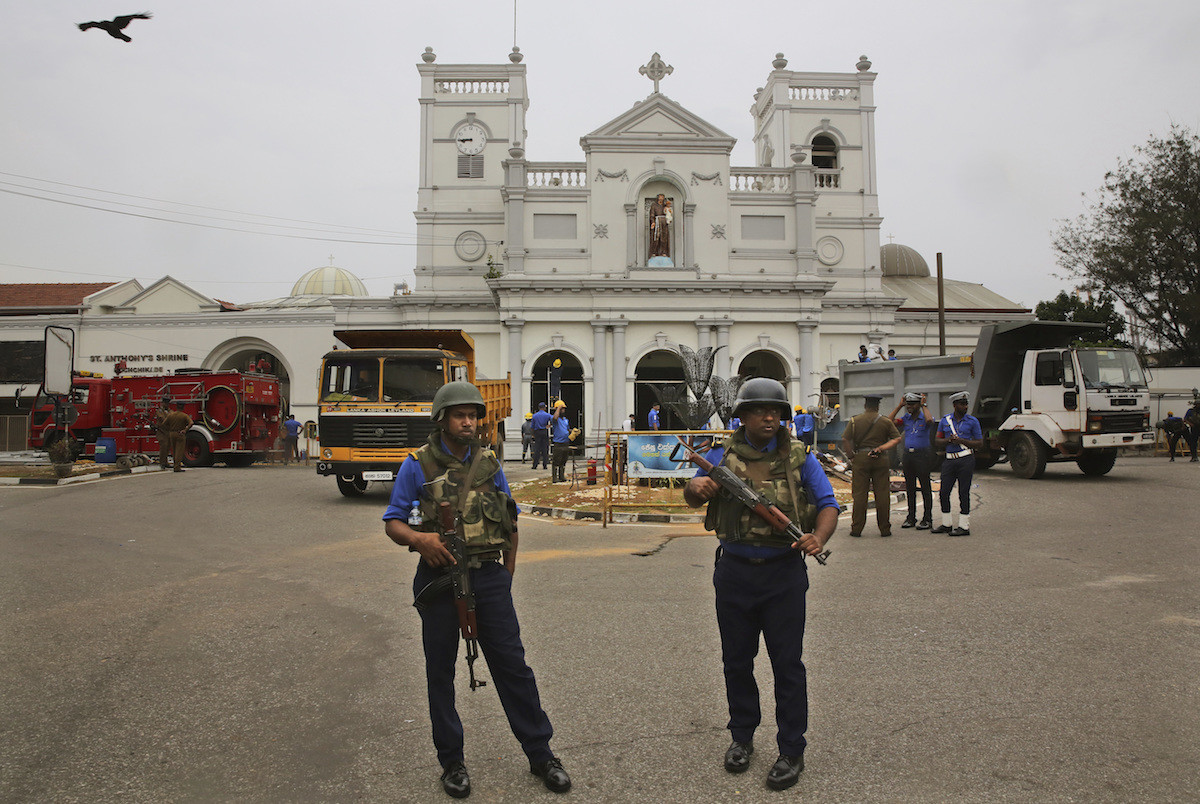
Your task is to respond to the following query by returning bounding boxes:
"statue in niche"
[647,193,674,266]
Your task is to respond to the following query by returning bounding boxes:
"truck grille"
[320,417,437,448]
[1098,412,1146,433]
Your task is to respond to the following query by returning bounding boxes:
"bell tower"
[413,47,529,292]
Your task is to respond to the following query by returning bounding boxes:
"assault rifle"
[672,436,830,565]
[437,501,487,691]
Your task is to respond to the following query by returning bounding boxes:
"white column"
[591,321,607,434]
[796,322,817,409]
[612,322,628,420]
[696,320,711,352]
[505,318,525,453]
[716,323,731,377]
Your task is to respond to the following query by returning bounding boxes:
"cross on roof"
[638,52,673,93]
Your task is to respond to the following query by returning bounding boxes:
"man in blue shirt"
[1161,411,1184,461]
[683,378,840,791]
[648,403,661,430]
[549,400,571,483]
[530,402,551,470]
[792,406,815,448]
[1184,404,1200,462]
[889,393,934,529]
[935,391,984,536]
[382,382,570,798]
[282,414,303,464]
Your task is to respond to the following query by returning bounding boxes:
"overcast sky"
[3,0,1197,310]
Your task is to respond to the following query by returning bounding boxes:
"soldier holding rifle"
[383,381,570,799]
[683,378,840,792]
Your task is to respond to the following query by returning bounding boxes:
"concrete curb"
[0,464,161,487]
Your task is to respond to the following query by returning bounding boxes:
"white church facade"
[336,49,1029,438]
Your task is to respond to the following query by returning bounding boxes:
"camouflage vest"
[414,432,513,554]
[704,429,816,546]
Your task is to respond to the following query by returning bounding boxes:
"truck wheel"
[1009,432,1048,479]
[183,433,213,468]
[1077,448,1118,476]
[337,474,369,497]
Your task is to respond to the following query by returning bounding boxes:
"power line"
[0,170,405,236]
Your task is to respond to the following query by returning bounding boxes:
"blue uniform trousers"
[413,559,555,768]
[940,454,975,514]
[713,550,810,758]
[531,431,550,469]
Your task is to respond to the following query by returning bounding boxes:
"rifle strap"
[455,442,487,516]
[781,436,805,532]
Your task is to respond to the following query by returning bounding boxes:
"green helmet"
[431,381,487,423]
[733,377,791,419]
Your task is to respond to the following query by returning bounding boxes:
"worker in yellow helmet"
[521,411,534,462]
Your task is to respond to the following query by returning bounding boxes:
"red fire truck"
[29,369,282,467]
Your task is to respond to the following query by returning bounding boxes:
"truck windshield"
[321,359,380,402]
[1076,349,1147,390]
[382,359,444,402]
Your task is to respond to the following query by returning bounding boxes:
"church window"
[811,135,837,169]
[457,155,484,179]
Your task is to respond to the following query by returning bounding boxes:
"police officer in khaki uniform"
[684,378,841,791]
[158,400,193,472]
[841,394,902,537]
[382,382,570,799]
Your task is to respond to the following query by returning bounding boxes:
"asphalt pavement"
[1,457,1197,803]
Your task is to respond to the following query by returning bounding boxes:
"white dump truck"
[839,322,1154,478]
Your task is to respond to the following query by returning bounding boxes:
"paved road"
[1,459,1197,803]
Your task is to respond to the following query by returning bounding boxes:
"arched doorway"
[736,350,788,382]
[529,351,585,429]
[634,349,686,430]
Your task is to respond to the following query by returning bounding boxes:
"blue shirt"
[898,411,933,450]
[793,413,814,435]
[531,409,551,431]
[382,439,512,522]
[695,435,840,558]
[648,408,660,429]
[283,418,303,438]
[551,415,571,444]
[937,413,983,456]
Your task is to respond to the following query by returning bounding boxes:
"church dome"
[880,243,930,278]
[290,264,369,296]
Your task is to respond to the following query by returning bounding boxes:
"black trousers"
[413,560,555,769]
[551,442,569,481]
[531,431,550,469]
[940,454,975,514]
[902,449,934,520]
[714,551,810,757]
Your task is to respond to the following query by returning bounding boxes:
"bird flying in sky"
[77,12,152,42]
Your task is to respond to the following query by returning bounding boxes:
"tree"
[1053,126,1200,365]
[1034,290,1129,347]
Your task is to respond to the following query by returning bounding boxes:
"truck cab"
[1000,346,1152,476]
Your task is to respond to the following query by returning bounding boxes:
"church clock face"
[455,123,487,155]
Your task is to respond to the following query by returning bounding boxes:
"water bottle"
[408,500,423,527]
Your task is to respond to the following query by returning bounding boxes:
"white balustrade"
[729,171,791,193]
[788,86,858,102]
[815,170,841,189]
[526,165,587,188]
[434,80,510,94]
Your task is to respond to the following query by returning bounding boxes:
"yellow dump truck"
[315,330,511,497]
